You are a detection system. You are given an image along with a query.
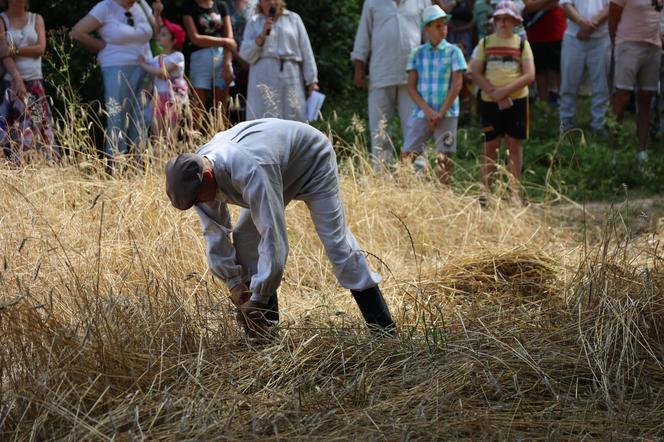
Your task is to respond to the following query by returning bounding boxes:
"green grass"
[317,92,664,203]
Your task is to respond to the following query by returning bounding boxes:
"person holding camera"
[239,0,318,122]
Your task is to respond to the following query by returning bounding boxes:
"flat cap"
[165,153,206,210]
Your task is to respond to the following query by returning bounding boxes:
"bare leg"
[436,152,452,186]
[400,151,418,162]
[481,137,501,191]
[636,90,655,151]
[612,88,632,122]
[191,87,209,130]
[505,135,523,186]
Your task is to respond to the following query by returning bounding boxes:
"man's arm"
[232,164,289,305]
[608,2,623,46]
[195,201,245,291]
[350,0,373,88]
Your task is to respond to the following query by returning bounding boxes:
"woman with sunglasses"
[72,0,163,167]
[0,0,56,163]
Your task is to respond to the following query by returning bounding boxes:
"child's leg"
[478,97,502,192]
[503,97,528,188]
[401,117,430,164]
[436,152,452,186]
[481,137,500,191]
[433,117,458,186]
[505,135,523,186]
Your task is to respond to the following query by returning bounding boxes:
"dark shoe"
[264,292,279,325]
[351,286,396,334]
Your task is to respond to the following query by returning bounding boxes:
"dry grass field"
[1,147,663,440]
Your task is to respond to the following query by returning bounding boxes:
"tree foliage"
[35,0,363,103]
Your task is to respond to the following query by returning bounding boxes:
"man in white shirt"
[351,0,432,169]
[165,119,395,335]
[559,0,610,136]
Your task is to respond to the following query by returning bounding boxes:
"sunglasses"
[125,11,135,27]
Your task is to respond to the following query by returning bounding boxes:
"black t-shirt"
[182,0,230,48]
[451,0,474,24]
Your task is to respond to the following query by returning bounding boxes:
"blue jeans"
[101,65,151,156]
[559,34,610,130]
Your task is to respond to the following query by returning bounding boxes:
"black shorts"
[479,97,528,141]
[530,41,562,73]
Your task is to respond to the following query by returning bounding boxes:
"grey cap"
[165,153,206,210]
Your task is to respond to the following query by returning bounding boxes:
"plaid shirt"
[406,40,467,119]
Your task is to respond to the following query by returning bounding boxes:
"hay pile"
[1,161,663,440]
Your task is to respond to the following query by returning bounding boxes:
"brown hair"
[255,1,286,16]
[0,0,30,11]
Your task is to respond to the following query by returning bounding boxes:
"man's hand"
[229,283,250,307]
[353,61,366,89]
[237,300,271,335]
[577,18,597,40]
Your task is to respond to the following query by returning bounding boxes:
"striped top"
[472,33,533,102]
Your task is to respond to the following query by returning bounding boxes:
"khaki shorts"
[614,41,661,92]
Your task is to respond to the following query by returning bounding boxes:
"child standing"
[469,1,535,200]
[139,19,189,144]
[402,5,467,185]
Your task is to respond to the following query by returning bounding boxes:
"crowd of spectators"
[0,0,662,188]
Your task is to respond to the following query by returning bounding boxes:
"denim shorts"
[189,47,232,90]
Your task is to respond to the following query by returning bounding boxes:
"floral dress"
[0,12,56,162]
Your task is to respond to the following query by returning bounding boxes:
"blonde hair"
[256,1,286,15]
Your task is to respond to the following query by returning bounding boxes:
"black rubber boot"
[264,292,279,325]
[351,286,396,334]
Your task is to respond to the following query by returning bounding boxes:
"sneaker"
[478,194,488,208]
[637,150,648,162]
[413,156,427,173]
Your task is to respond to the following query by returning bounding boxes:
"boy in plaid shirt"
[402,5,467,185]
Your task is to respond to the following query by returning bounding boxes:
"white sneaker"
[413,156,426,173]
[637,150,648,162]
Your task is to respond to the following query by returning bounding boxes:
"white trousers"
[368,85,414,168]
[233,195,382,303]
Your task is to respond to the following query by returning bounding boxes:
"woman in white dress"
[239,0,318,121]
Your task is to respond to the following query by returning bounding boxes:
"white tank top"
[2,12,43,81]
